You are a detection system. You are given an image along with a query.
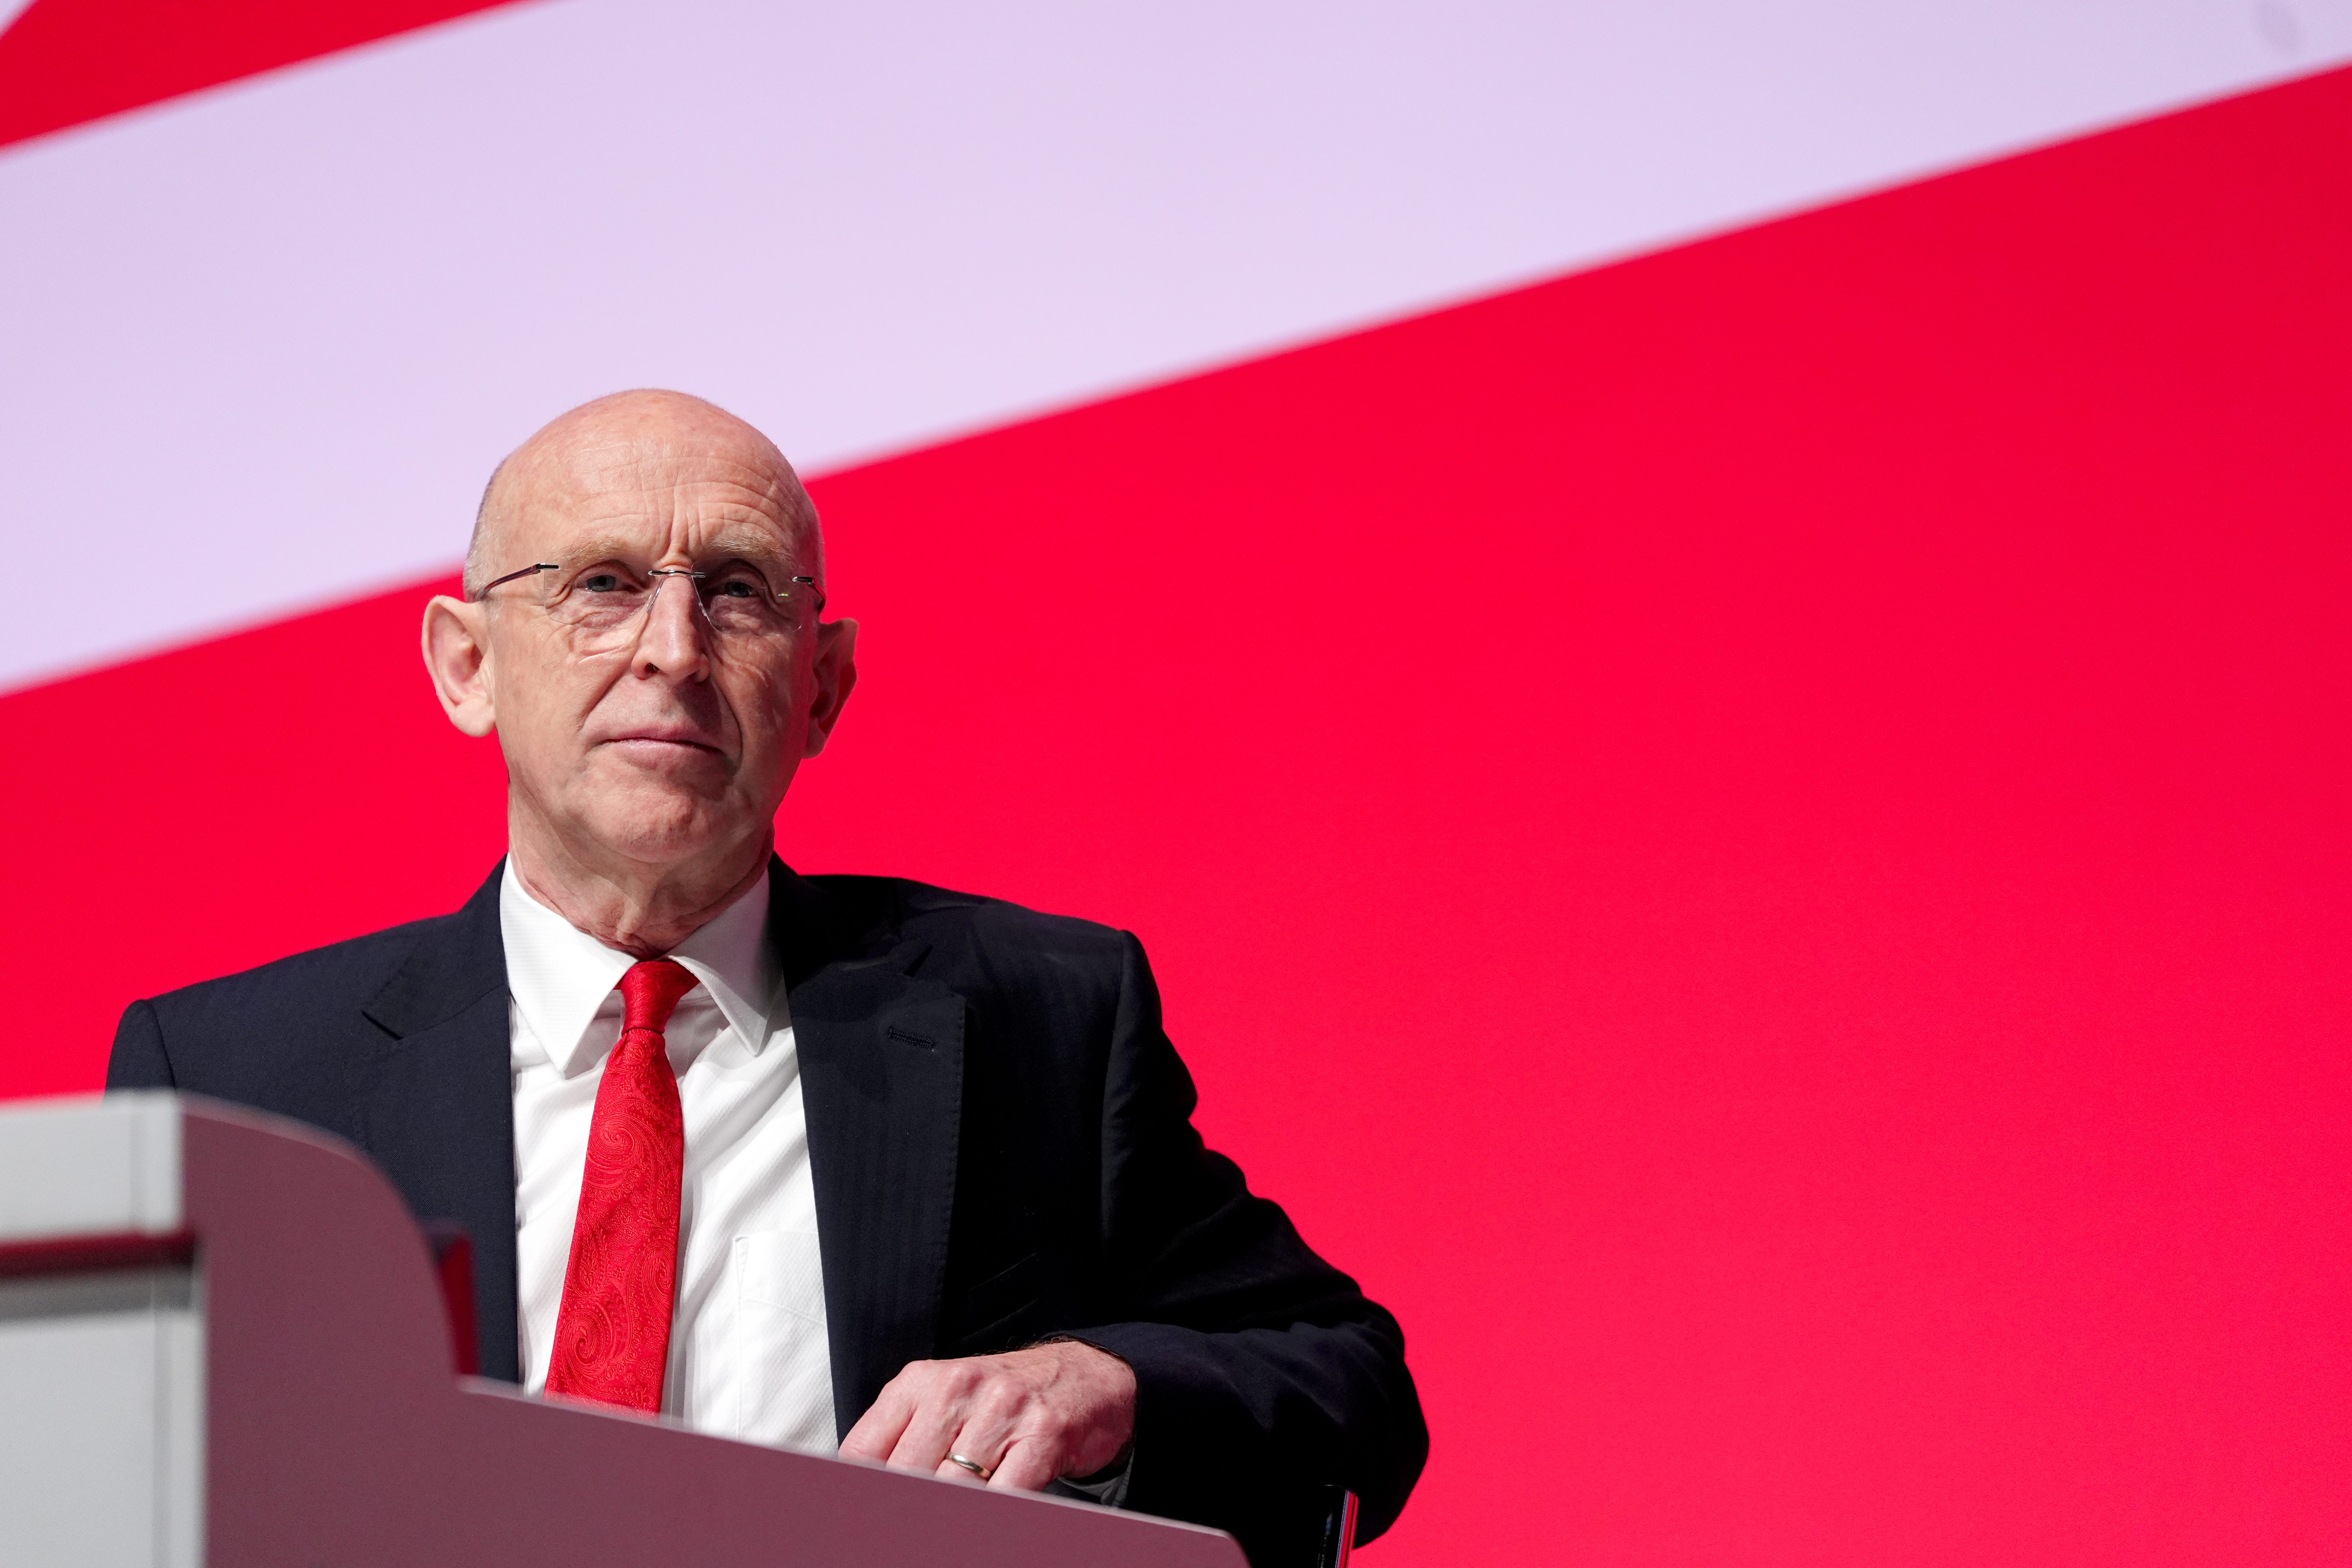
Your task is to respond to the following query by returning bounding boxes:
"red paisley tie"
[546,957,699,1413]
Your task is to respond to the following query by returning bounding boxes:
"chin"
[577,783,742,867]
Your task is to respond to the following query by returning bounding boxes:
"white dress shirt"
[503,862,837,1453]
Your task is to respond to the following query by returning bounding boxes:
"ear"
[801,617,859,758]
[422,593,499,738]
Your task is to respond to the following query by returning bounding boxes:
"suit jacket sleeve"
[1067,933,1428,1560]
[108,1000,178,1089]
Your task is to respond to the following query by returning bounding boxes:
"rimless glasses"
[473,559,826,655]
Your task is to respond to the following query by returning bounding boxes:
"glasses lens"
[542,564,805,652]
[544,568,653,652]
[697,566,796,637]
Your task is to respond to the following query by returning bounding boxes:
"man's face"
[456,418,853,875]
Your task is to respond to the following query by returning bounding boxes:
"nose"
[631,570,712,681]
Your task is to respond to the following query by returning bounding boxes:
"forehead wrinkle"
[524,491,806,551]
[548,441,794,508]
[536,525,808,569]
[520,461,799,535]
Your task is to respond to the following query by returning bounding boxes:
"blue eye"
[580,572,627,593]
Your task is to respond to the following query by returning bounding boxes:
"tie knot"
[619,957,699,1035]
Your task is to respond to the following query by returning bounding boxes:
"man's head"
[424,391,856,911]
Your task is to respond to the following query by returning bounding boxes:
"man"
[108,391,1426,1563]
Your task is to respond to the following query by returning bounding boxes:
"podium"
[0,1093,1247,1568]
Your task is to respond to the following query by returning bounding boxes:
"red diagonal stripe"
[0,0,535,151]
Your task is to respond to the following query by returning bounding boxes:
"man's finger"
[838,1374,919,1461]
[934,1454,989,1485]
[985,1436,1060,1493]
[935,1403,1022,1487]
[884,1386,966,1473]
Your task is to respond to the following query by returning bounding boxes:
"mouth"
[600,733,725,759]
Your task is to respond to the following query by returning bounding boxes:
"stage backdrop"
[3,5,2348,1564]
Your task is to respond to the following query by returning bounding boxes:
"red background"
[3,30,2347,1566]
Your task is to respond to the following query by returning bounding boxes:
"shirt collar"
[500,860,779,1079]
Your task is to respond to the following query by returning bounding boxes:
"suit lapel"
[356,865,520,1381]
[771,866,967,1435]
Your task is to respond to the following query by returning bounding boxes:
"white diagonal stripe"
[3,0,2348,690]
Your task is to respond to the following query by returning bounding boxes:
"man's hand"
[839,1341,1137,1490]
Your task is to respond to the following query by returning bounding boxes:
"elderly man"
[108,390,1426,1564]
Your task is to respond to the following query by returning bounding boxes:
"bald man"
[108,391,1426,1566]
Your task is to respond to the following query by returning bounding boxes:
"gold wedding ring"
[946,1452,993,1481]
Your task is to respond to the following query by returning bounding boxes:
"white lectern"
[0,1093,1248,1568]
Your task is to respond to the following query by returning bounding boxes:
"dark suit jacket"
[107,862,1427,1563]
